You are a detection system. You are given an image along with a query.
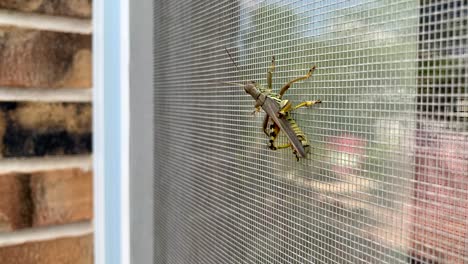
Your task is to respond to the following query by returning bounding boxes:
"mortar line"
[0,87,92,102]
[0,9,92,34]
[0,155,92,174]
[0,221,93,247]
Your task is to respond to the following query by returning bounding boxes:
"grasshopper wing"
[261,98,306,158]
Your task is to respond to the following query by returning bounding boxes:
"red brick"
[0,173,31,231]
[30,169,92,227]
[0,234,93,264]
[0,27,91,89]
[0,0,92,18]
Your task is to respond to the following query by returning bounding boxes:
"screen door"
[153,0,467,263]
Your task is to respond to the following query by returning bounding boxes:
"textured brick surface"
[0,102,92,157]
[0,27,91,89]
[31,169,92,227]
[0,0,92,18]
[0,1,94,261]
[0,234,93,264]
[0,168,92,231]
[0,174,31,231]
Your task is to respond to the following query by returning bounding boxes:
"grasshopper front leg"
[251,106,261,115]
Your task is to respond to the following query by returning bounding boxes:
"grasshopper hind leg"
[292,100,322,111]
[267,122,292,150]
[267,123,280,150]
[267,122,297,156]
[279,65,316,98]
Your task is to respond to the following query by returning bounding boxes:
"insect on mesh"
[153,0,467,263]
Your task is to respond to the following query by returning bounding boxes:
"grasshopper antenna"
[225,48,241,73]
[219,47,248,88]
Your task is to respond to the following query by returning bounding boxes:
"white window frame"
[94,0,154,262]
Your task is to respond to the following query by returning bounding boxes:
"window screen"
[153,0,467,263]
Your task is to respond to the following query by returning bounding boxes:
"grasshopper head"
[244,81,261,99]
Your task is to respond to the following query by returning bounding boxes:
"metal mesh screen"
[153,0,467,263]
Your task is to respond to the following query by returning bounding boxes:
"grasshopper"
[225,49,321,160]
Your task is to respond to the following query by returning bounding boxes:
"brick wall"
[0,2,93,263]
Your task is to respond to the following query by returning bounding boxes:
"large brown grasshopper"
[225,49,321,160]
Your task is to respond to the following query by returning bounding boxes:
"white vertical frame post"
[121,0,130,262]
[95,0,153,262]
[92,0,105,261]
[93,0,130,263]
